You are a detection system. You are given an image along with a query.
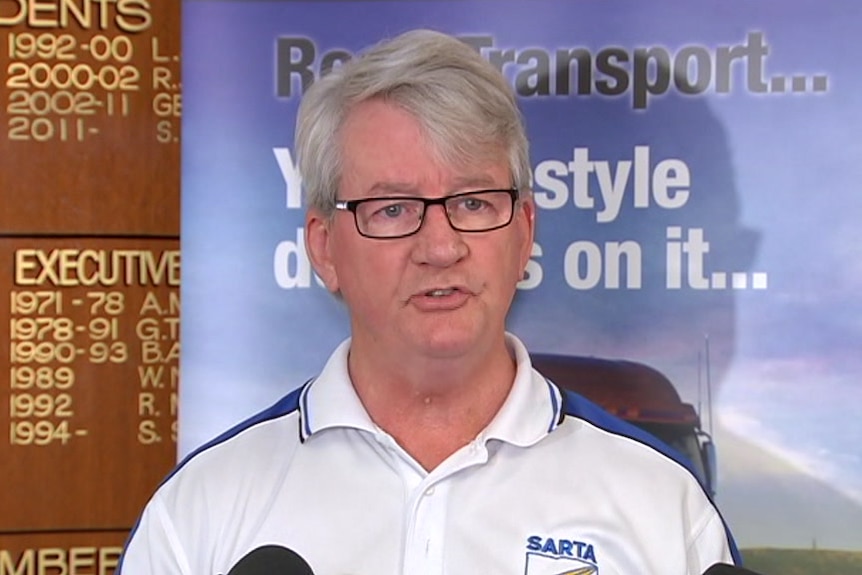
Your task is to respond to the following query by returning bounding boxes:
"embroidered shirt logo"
[524,535,599,575]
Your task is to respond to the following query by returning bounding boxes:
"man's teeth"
[427,288,455,297]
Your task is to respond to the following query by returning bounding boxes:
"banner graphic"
[181,0,862,556]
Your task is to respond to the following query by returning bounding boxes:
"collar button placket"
[402,476,448,575]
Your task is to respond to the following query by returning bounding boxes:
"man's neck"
[348,342,517,471]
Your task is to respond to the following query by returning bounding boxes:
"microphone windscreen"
[703,563,763,575]
[226,545,314,575]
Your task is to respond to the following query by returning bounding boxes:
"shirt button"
[425,486,435,496]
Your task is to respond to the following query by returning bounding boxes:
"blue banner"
[181,0,862,553]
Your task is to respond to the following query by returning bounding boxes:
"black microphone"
[703,563,763,575]
[226,545,315,575]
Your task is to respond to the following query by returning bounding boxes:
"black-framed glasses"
[334,188,519,239]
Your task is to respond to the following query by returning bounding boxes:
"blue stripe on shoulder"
[559,388,742,565]
[117,383,309,573]
[170,383,307,480]
[560,387,699,474]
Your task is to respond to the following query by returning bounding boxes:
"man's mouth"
[425,288,457,297]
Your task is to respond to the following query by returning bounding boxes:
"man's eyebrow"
[451,174,501,189]
[364,182,419,196]
[362,174,503,197]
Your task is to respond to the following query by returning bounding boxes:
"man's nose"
[411,204,468,266]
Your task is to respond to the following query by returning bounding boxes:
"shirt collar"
[483,333,564,446]
[298,334,563,446]
[298,339,376,441]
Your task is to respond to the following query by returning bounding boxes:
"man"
[120,29,740,574]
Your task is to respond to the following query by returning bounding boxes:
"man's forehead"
[340,169,508,200]
[337,99,511,191]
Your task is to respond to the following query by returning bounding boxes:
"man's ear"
[517,192,536,275]
[305,208,340,294]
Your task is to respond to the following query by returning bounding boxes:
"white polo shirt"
[119,335,740,575]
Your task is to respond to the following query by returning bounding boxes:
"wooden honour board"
[1,2,180,571]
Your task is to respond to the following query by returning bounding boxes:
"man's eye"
[379,203,405,218]
[462,198,487,211]
[454,196,491,213]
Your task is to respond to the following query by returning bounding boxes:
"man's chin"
[406,323,489,360]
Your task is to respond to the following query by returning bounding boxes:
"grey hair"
[295,29,531,213]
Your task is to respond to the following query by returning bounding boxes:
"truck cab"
[530,353,717,496]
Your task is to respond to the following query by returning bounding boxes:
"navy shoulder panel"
[559,387,701,478]
[119,383,309,569]
[167,382,308,482]
[560,388,742,564]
